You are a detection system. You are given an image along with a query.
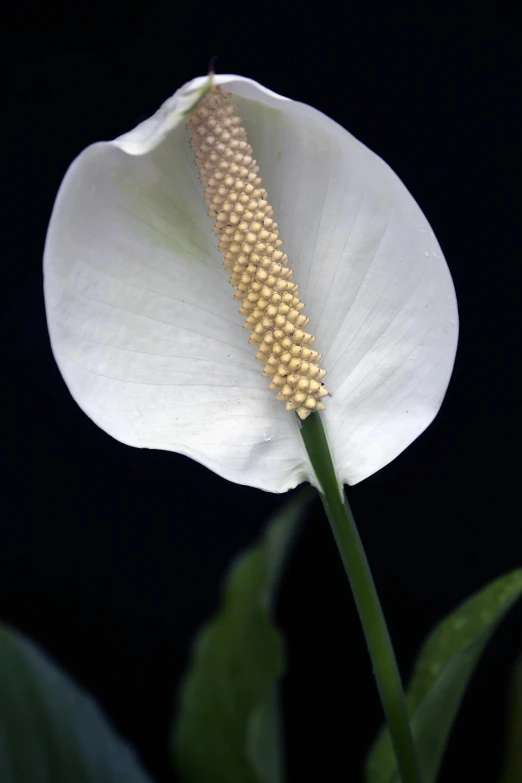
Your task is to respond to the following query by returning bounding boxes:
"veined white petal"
[44,75,458,491]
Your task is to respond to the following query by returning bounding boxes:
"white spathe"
[44,75,458,492]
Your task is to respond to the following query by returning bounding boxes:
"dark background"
[3,4,520,782]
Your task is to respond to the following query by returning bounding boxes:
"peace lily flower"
[44,74,458,493]
[44,75,459,782]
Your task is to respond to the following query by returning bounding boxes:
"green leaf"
[499,653,522,783]
[366,569,522,783]
[172,487,313,783]
[0,622,156,782]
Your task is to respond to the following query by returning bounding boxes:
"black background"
[3,4,521,782]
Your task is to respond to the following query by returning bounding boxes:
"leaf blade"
[172,487,313,783]
[0,623,155,783]
[366,569,522,783]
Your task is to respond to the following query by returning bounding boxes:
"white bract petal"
[44,75,458,492]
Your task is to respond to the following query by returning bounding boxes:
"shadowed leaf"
[172,487,313,783]
[0,623,155,783]
[366,570,522,783]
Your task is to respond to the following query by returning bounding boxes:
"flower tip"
[181,73,215,118]
[207,55,217,77]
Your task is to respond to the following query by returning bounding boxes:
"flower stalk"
[300,412,422,783]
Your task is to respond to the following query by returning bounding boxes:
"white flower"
[44,74,458,493]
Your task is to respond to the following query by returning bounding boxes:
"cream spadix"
[43,74,458,492]
[188,85,329,420]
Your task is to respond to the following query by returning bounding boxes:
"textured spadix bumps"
[188,87,328,420]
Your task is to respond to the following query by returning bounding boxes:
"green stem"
[300,412,422,783]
